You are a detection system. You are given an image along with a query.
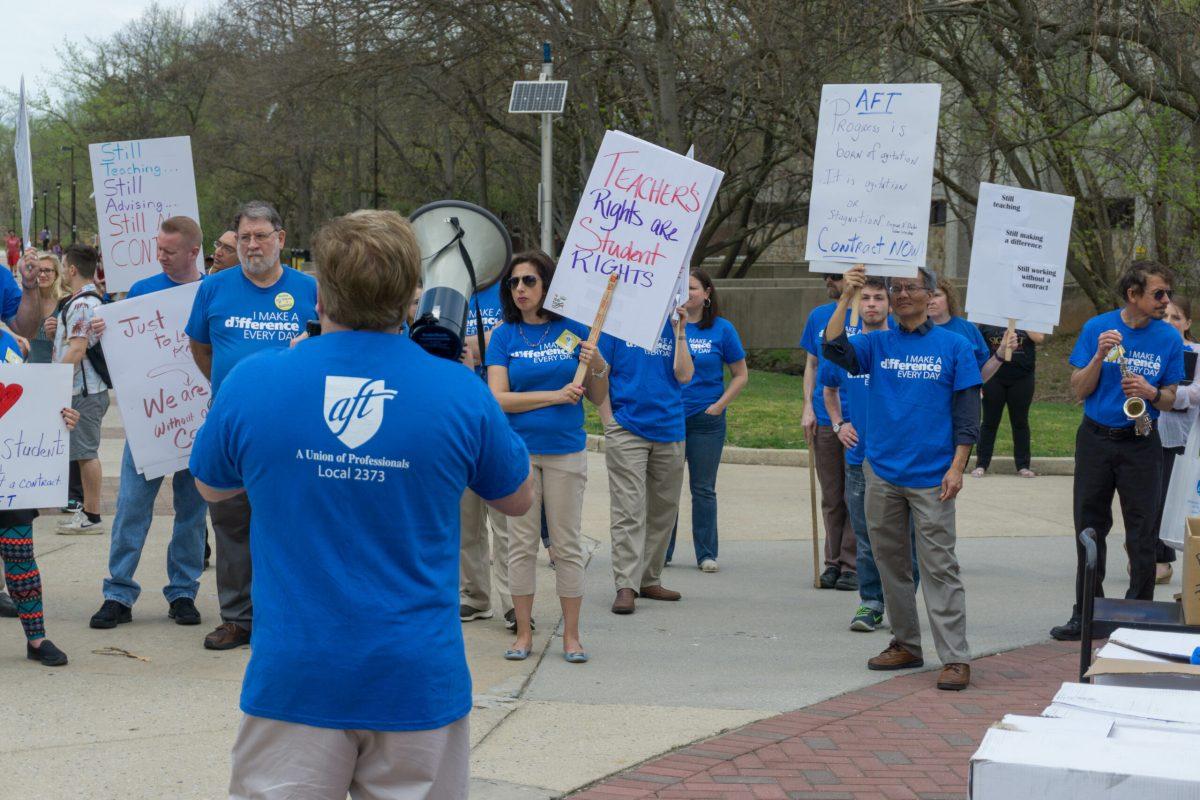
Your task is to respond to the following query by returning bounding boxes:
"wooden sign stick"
[809,448,821,589]
[572,273,620,384]
[1003,317,1016,362]
[847,263,864,327]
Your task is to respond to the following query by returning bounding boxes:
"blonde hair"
[313,210,421,331]
[934,276,961,319]
[36,251,67,300]
[160,215,202,248]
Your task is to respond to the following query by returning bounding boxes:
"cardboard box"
[1184,517,1200,624]
[969,727,1200,798]
[1085,635,1200,691]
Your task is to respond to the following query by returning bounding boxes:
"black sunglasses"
[1153,288,1174,302]
[507,275,539,290]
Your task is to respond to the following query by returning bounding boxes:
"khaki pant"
[459,491,511,615]
[864,461,969,664]
[508,451,587,598]
[605,422,685,592]
[813,425,855,572]
[229,714,468,800]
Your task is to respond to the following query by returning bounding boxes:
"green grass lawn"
[585,368,1083,456]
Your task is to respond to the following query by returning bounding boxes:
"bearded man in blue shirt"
[824,265,981,691]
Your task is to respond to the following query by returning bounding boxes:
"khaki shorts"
[70,391,109,461]
[229,714,469,800]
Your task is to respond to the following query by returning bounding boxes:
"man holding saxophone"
[1051,261,1185,641]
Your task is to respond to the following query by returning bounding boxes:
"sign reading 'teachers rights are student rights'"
[547,131,722,350]
[805,84,941,277]
[89,136,204,293]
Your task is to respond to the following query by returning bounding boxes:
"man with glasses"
[187,201,317,650]
[800,272,858,592]
[1050,260,1184,641]
[823,265,981,691]
[210,230,239,273]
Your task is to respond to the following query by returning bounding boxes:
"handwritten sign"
[805,84,941,277]
[965,183,1075,334]
[89,136,203,293]
[0,364,71,510]
[547,131,723,350]
[96,282,210,479]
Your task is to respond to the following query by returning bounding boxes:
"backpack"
[57,291,112,395]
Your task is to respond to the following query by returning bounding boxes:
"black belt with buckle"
[1083,417,1151,441]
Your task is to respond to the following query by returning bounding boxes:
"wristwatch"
[832,422,843,434]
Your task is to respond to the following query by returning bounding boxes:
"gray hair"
[885,267,937,293]
[231,200,283,232]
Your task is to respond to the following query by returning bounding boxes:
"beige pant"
[459,491,511,615]
[508,451,588,597]
[605,422,685,592]
[229,714,468,800]
[863,460,970,664]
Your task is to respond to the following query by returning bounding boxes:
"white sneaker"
[57,512,105,535]
[57,510,84,528]
[699,559,719,573]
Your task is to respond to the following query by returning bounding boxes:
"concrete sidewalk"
[0,404,1142,798]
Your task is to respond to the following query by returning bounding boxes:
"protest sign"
[965,183,1075,335]
[547,130,723,350]
[805,84,941,277]
[0,364,71,510]
[13,76,33,248]
[89,136,203,293]
[96,282,210,479]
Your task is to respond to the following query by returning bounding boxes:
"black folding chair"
[1078,528,1200,682]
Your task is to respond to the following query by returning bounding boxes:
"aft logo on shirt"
[880,355,943,380]
[323,376,398,449]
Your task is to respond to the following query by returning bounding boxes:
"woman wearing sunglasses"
[485,251,608,663]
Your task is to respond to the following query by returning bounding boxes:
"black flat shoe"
[0,591,16,618]
[1050,617,1081,641]
[27,639,68,667]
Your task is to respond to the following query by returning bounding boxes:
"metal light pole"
[61,145,76,243]
[55,181,61,243]
[539,43,554,256]
[41,186,47,240]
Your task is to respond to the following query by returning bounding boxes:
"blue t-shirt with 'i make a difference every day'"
[847,325,982,488]
[189,331,530,731]
[485,318,591,455]
[185,266,317,394]
[818,358,870,466]
[682,317,746,418]
[1069,309,1185,429]
[599,322,689,442]
[800,301,862,427]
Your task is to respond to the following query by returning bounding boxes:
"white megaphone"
[408,200,512,361]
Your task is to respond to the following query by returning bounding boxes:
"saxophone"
[1114,346,1153,436]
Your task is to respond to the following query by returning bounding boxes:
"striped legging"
[1,523,44,641]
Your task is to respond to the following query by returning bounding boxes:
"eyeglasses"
[507,275,539,290]
[213,240,237,252]
[36,268,56,276]
[888,283,928,296]
[824,273,844,281]
[1153,288,1174,302]
[237,231,279,245]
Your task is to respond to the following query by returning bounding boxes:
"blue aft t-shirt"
[465,282,504,338]
[1069,309,1185,429]
[0,267,20,323]
[682,317,746,418]
[600,323,688,442]
[938,316,990,369]
[0,329,23,363]
[800,301,862,426]
[189,331,530,731]
[127,271,202,299]
[485,318,591,454]
[848,325,982,488]
[185,266,317,394]
[818,359,869,466]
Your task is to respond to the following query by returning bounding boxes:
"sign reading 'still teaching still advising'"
[547,131,722,350]
[89,136,204,293]
[805,84,941,277]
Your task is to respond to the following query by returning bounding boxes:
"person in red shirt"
[6,230,21,269]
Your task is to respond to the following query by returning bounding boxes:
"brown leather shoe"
[937,663,971,691]
[611,588,636,615]
[638,584,681,601]
[204,622,251,650]
[867,639,924,671]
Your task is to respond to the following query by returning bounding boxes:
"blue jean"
[845,461,918,612]
[103,444,207,606]
[667,410,727,564]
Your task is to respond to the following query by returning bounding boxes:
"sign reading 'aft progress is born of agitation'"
[805,83,941,277]
[89,135,204,293]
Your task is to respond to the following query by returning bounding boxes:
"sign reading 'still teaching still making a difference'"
[805,84,941,278]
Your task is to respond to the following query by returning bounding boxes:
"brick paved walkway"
[569,641,1078,800]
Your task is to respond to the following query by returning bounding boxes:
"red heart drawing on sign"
[0,383,23,419]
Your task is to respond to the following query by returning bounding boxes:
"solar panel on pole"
[508,81,568,114]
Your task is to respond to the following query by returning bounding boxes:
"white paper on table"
[89,136,204,292]
[96,282,210,480]
[0,363,72,509]
[804,83,941,276]
[1108,629,1200,662]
